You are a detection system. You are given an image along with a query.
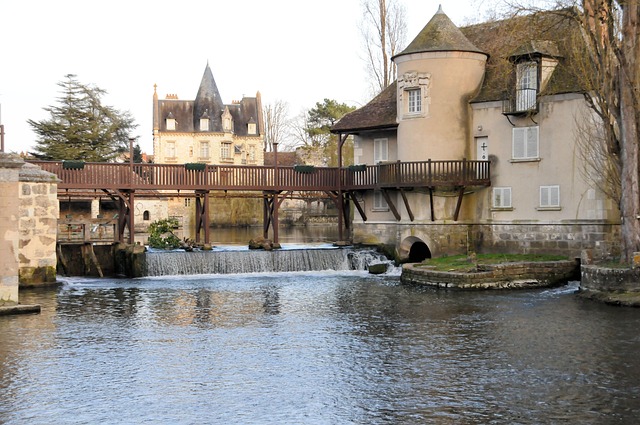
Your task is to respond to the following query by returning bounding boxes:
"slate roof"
[331,81,398,133]
[392,5,485,60]
[332,8,583,134]
[462,7,582,103]
[194,64,224,131]
[157,64,261,136]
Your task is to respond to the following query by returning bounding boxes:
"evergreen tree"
[300,99,355,167]
[28,74,137,162]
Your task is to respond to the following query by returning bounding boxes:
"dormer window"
[516,61,538,111]
[503,59,539,115]
[503,41,561,116]
[247,117,257,135]
[199,110,210,131]
[221,107,234,133]
[166,113,176,130]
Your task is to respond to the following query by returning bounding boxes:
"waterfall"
[144,247,392,276]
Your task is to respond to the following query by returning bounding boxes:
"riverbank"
[579,264,640,307]
[401,256,579,289]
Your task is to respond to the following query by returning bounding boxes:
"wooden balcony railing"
[29,159,490,193]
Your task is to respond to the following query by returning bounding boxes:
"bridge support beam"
[263,191,281,244]
[195,191,210,244]
[327,191,351,244]
[116,190,134,244]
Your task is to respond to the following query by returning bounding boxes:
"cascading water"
[145,247,394,276]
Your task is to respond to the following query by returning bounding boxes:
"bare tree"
[263,100,292,152]
[360,0,407,94]
[574,105,621,204]
[526,1,639,262]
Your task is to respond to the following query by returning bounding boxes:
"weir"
[145,247,392,276]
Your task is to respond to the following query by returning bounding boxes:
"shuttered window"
[493,187,512,208]
[374,138,388,163]
[540,185,560,208]
[512,126,539,160]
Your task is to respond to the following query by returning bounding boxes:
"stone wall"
[0,155,23,305]
[353,221,620,261]
[401,260,579,289]
[18,163,59,286]
[476,222,620,260]
[580,265,640,294]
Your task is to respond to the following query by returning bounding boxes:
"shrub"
[147,218,181,249]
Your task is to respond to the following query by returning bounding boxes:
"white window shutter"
[540,186,550,206]
[513,128,526,159]
[527,126,539,158]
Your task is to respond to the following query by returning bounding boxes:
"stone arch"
[398,236,432,263]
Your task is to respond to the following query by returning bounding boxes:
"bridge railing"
[30,159,490,192]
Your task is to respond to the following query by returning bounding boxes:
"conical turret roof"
[194,63,224,131]
[393,5,485,60]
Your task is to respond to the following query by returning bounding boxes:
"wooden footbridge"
[30,159,490,245]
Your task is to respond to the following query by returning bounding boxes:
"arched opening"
[143,210,150,221]
[408,241,431,262]
[398,236,432,263]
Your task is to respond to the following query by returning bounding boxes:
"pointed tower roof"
[194,63,224,131]
[393,5,485,60]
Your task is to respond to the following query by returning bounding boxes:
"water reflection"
[2,275,640,424]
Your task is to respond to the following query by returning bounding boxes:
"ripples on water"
[2,274,640,424]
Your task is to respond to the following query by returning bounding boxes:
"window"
[492,187,512,209]
[374,138,388,163]
[185,198,192,207]
[373,190,388,211]
[143,211,150,221]
[200,141,210,159]
[540,185,560,208]
[166,118,176,130]
[248,145,256,162]
[166,141,176,159]
[248,122,256,135]
[407,89,422,113]
[516,61,538,111]
[221,142,231,160]
[200,118,209,131]
[398,72,430,118]
[512,126,539,160]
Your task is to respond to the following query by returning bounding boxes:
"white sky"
[0,0,493,155]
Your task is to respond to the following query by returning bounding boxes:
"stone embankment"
[401,260,579,289]
[580,265,640,307]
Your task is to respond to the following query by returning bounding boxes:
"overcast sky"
[0,0,493,155]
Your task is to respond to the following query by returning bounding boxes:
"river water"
[2,264,640,424]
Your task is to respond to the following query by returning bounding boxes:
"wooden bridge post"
[336,134,350,244]
[195,191,210,244]
[116,190,135,244]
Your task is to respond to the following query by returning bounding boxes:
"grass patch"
[416,253,569,272]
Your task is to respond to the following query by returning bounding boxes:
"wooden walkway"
[30,159,491,244]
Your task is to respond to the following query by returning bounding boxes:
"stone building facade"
[152,63,265,236]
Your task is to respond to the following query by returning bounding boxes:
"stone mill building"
[332,6,619,261]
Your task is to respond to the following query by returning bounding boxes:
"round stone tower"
[392,6,488,161]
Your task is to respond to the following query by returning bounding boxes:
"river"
[1,267,640,424]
